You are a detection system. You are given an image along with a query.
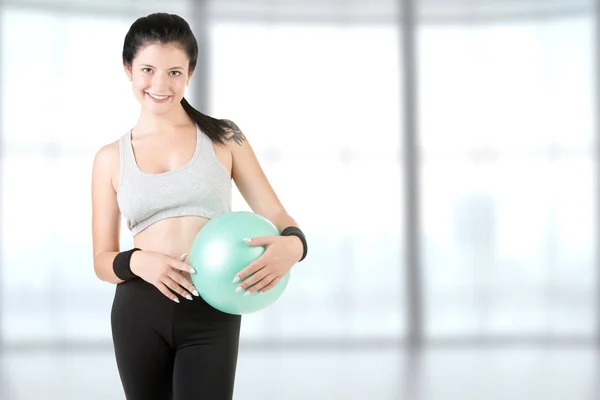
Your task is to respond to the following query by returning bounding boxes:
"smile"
[146,92,171,101]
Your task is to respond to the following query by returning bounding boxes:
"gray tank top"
[116,124,232,236]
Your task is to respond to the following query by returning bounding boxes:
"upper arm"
[224,120,286,219]
[91,141,121,260]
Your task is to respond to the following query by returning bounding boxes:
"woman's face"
[125,42,191,115]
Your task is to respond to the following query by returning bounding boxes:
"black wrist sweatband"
[281,226,307,262]
[113,248,141,281]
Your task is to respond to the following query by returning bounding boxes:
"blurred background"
[0,0,598,399]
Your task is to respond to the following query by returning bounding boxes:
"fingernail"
[232,276,240,283]
[258,291,263,295]
[244,291,251,296]
[190,268,196,274]
[243,238,251,243]
[192,290,199,296]
[235,286,242,293]
[173,297,180,303]
[186,294,193,301]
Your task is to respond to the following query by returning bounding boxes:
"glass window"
[419,17,595,338]
[210,22,405,340]
[1,12,405,343]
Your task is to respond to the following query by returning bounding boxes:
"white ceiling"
[0,0,593,23]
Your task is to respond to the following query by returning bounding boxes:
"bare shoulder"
[221,119,248,148]
[92,139,121,189]
[93,140,119,170]
[95,139,119,158]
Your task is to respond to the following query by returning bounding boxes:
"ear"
[123,64,132,81]
[187,68,194,86]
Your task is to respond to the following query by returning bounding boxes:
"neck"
[135,102,191,134]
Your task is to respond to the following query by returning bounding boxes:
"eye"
[141,67,152,74]
[170,71,182,77]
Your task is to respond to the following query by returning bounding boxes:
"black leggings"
[111,278,242,400]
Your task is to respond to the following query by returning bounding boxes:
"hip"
[111,278,241,324]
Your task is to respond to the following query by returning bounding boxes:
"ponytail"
[180,97,231,146]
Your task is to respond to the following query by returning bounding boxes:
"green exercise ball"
[188,211,291,315]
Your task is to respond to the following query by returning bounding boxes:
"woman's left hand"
[233,235,303,295]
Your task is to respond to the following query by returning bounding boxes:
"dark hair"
[122,12,233,145]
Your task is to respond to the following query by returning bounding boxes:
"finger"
[173,254,188,276]
[234,257,267,282]
[235,267,269,292]
[155,282,181,304]
[245,274,277,294]
[163,276,193,301]
[170,259,195,274]
[169,271,199,297]
[257,276,282,294]
[244,235,276,247]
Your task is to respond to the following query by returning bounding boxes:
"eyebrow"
[140,64,184,70]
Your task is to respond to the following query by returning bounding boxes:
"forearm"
[266,211,307,262]
[267,211,300,233]
[93,251,125,284]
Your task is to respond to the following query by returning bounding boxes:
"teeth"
[147,93,169,100]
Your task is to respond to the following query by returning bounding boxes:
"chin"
[144,104,175,115]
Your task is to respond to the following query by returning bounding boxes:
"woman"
[91,12,307,400]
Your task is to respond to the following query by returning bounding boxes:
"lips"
[145,92,171,101]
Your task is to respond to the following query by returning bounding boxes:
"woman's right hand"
[129,250,199,303]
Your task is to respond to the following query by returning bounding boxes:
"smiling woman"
[90,12,307,400]
[127,46,188,108]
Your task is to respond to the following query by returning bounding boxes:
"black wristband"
[113,248,141,281]
[280,226,307,262]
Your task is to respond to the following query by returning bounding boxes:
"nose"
[152,74,169,92]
